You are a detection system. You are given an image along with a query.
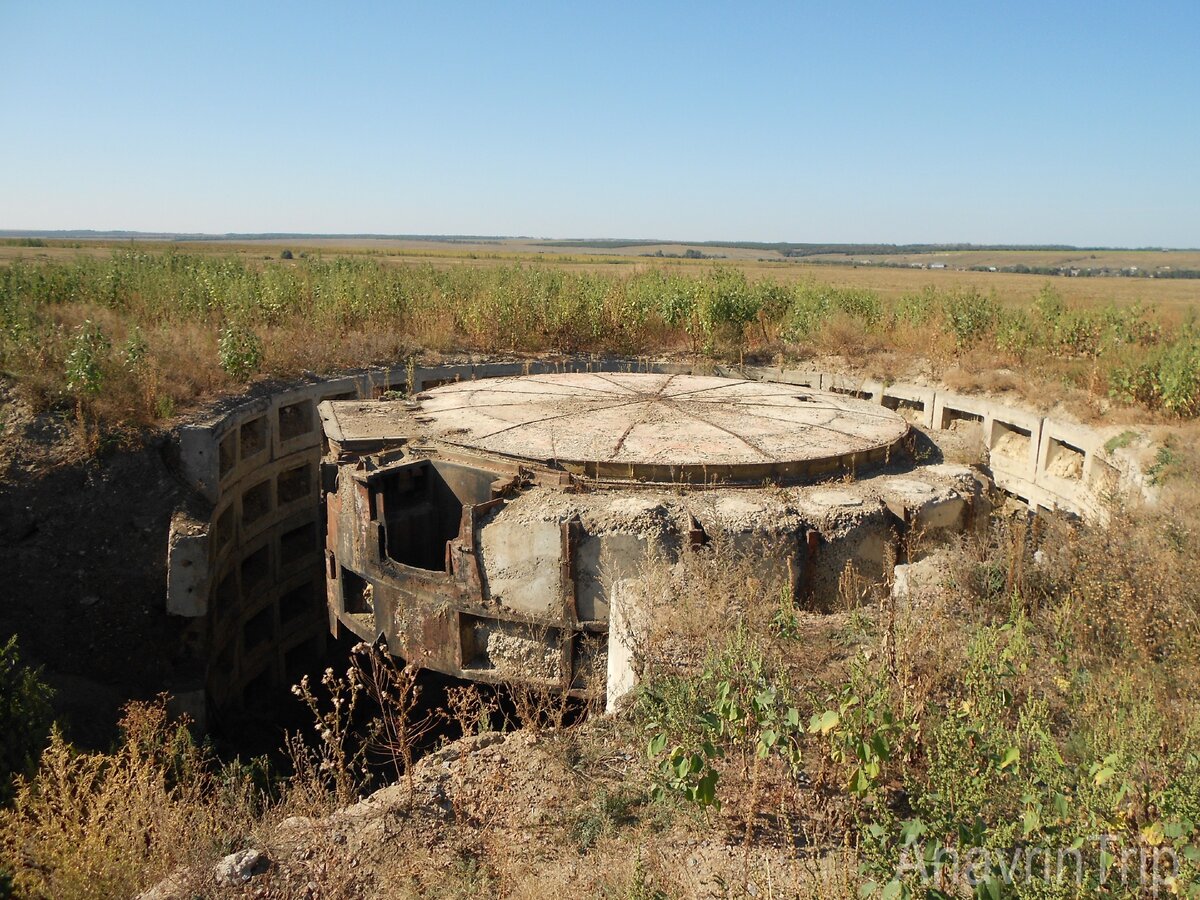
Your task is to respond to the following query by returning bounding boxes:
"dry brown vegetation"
[1,245,1199,462]
[4,243,1200,898]
[5,454,1200,898]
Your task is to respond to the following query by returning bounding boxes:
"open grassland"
[1,245,1200,454]
[3,239,1198,308]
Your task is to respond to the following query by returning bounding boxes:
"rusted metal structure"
[318,372,915,698]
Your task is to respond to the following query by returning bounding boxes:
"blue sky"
[1,1,1197,245]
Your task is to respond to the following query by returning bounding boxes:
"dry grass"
[2,247,1198,460]
[7,473,1200,899]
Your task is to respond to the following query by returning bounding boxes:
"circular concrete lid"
[416,373,909,482]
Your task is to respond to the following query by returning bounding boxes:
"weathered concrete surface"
[166,357,1158,724]
[166,511,210,617]
[477,516,563,617]
[880,478,966,533]
[412,373,910,482]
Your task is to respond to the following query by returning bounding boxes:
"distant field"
[3,238,1198,313]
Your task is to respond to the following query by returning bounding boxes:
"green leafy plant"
[0,637,54,805]
[217,323,263,381]
[64,319,110,397]
[642,631,804,811]
[809,677,906,797]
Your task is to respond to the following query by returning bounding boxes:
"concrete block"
[167,511,210,617]
[274,454,320,519]
[984,405,1043,481]
[237,452,321,543]
[881,382,937,428]
[275,509,323,579]
[237,473,276,543]
[363,367,405,398]
[471,361,529,380]
[605,580,646,713]
[741,366,823,388]
[178,410,241,504]
[237,531,276,608]
[270,387,324,459]
[880,478,966,533]
[1035,419,1100,512]
[575,532,648,623]
[821,373,885,402]
[277,570,326,639]
[478,517,563,617]
[930,391,990,431]
[414,364,475,390]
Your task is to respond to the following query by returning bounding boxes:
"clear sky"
[1,1,1197,246]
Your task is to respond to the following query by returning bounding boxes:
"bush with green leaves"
[941,287,999,349]
[853,617,1200,899]
[0,637,54,805]
[639,629,803,810]
[217,323,263,381]
[64,319,110,397]
[1110,328,1200,416]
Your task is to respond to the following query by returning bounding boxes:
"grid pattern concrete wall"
[166,358,1154,720]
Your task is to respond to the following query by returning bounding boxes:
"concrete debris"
[213,848,270,886]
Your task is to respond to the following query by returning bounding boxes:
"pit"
[158,358,1151,730]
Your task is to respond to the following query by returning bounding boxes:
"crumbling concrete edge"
[165,357,1159,724]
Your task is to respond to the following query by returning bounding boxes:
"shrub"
[639,628,804,811]
[0,698,259,900]
[1109,330,1200,416]
[0,637,53,805]
[217,323,263,381]
[63,319,110,397]
[941,287,999,349]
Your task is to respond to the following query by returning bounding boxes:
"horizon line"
[0,230,1195,253]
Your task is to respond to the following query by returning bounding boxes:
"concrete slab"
[411,373,908,482]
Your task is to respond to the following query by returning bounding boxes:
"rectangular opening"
[239,416,267,460]
[278,399,314,443]
[1046,437,1085,480]
[322,390,357,403]
[320,461,339,495]
[829,386,873,400]
[214,637,236,683]
[340,567,372,614]
[218,431,237,479]
[215,571,239,618]
[215,505,235,551]
[284,638,322,684]
[990,421,1032,467]
[942,408,984,432]
[375,464,441,569]
[372,381,406,399]
[280,521,317,566]
[277,463,312,505]
[459,614,562,682]
[241,666,275,708]
[240,544,271,596]
[280,580,317,624]
[371,460,498,572]
[241,479,272,525]
[882,396,927,424]
[243,605,274,653]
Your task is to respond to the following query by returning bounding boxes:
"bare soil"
[0,380,192,747]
